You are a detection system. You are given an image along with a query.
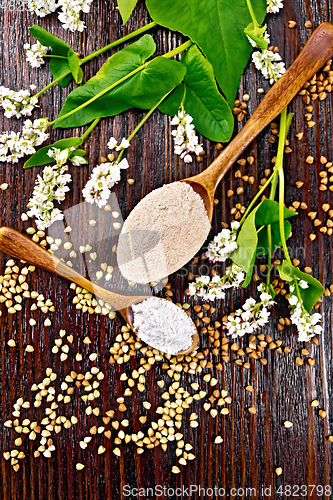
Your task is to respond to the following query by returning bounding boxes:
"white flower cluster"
[58,0,94,32]
[188,264,245,301]
[267,0,283,14]
[27,147,72,230]
[27,0,57,17]
[0,86,39,119]
[206,221,240,263]
[27,0,93,32]
[24,41,49,69]
[252,49,286,84]
[0,118,48,164]
[83,159,129,208]
[223,283,275,338]
[83,136,130,208]
[171,109,203,163]
[288,282,322,342]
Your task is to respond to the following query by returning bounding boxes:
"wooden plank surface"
[0,1,333,499]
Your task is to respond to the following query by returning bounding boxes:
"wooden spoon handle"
[0,226,97,294]
[198,22,333,191]
[0,227,148,313]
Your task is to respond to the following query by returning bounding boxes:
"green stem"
[162,40,192,59]
[80,117,101,141]
[48,40,191,128]
[245,0,259,33]
[117,91,173,163]
[35,72,71,98]
[43,55,68,59]
[35,21,157,99]
[239,171,276,225]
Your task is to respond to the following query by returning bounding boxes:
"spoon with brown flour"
[117,22,333,285]
[0,227,198,355]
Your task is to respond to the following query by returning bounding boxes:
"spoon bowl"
[0,227,198,356]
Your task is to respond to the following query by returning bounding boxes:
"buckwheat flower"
[107,137,118,150]
[58,0,94,32]
[223,285,274,338]
[24,41,49,69]
[267,0,283,14]
[27,0,58,17]
[116,138,130,151]
[206,221,240,263]
[0,117,48,163]
[288,290,322,342]
[171,109,203,162]
[83,158,129,208]
[188,264,245,301]
[27,147,72,230]
[252,49,286,84]
[0,86,39,119]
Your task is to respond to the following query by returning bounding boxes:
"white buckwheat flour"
[132,297,196,354]
[117,182,211,284]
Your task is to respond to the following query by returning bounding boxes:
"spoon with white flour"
[0,227,198,356]
[117,22,333,284]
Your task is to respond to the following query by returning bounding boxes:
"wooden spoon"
[0,227,198,356]
[119,23,333,285]
[183,22,333,220]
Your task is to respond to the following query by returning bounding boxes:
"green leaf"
[277,261,324,313]
[159,45,233,142]
[244,22,268,50]
[146,0,267,105]
[243,250,257,287]
[29,25,82,87]
[55,36,186,129]
[69,148,86,157]
[67,51,84,84]
[231,199,296,285]
[117,0,139,24]
[231,208,258,273]
[23,137,83,168]
[256,220,292,256]
[255,199,296,226]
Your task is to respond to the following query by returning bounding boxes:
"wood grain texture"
[0,1,333,499]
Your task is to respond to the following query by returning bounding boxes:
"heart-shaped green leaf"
[146,0,267,105]
[159,45,233,142]
[55,36,186,129]
[29,25,83,86]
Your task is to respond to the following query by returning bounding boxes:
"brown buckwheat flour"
[117,182,211,284]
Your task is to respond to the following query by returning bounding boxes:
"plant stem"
[162,40,192,59]
[35,72,71,98]
[80,117,101,141]
[245,0,259,33]
[35,21,157,99]
[275,108,294,265]
[43,55,68,59]
[48,40,191,128]
[239,171,276,225]
[117,91,173,163]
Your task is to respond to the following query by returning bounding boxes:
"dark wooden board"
[0,1,333,499]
